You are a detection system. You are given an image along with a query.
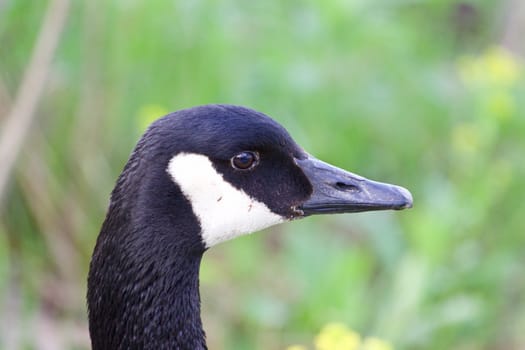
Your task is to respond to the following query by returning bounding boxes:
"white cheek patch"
[167,153,285,248]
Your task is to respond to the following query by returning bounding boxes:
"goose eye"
[231,151,259,170]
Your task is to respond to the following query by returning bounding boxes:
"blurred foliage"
[1,0,525,349]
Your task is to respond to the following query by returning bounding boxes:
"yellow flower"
[314,323,361,350]
[484,47,522,87]
[362,337,394,350]
[136,104,169,132]
[458,46,522,88]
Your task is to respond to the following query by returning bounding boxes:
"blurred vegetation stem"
[0,0,70,206]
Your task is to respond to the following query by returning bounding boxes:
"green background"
[1,0,524,349]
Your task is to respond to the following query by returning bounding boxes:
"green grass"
[1,0,524,349]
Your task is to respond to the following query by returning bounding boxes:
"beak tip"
[395,185,413,209]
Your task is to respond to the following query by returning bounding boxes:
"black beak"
[295,156,413,216]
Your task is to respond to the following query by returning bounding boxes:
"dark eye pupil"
[232,152,257,169]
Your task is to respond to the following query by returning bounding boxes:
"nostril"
[335,182,359,192]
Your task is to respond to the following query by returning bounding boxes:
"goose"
[87,104,412,350]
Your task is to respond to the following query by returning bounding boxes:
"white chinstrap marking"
[167,153,284,247]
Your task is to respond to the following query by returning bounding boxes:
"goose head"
[87,104,412,349]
